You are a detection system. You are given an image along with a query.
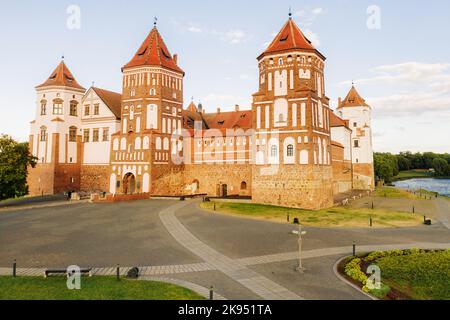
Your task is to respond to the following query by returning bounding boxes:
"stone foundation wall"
[53,164,81,194]
[353,163,375,191]
[252,164,334,210]
[151,165,185,196]
[183,164,252,197]
[80,165,110,193]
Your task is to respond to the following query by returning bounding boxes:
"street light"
[291,222,307,273]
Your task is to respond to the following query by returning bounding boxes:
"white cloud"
[188,26,202,33]
[312,8,323,15]
[222,30,247,44]
[345,62,450,118]
[303,29,321,47]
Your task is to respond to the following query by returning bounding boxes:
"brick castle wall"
[331,143,352,194]
[352,163,375,191]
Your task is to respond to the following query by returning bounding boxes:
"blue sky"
[1,0,449,153]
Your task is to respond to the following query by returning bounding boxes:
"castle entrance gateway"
[123,173,136,195]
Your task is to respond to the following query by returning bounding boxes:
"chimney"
[235,104,240,112]
[173,54,178,65]
[217,107,221,114]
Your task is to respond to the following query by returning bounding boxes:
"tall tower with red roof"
[28,60,86,195]
[251,15,334,210]
[337,85,375,190]
[108,23,185,195]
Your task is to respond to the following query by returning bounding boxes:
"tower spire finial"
[154,16,158,27]
[289,6,292,19]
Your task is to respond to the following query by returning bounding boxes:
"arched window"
[163,137,169,150]
[149,88,156,96]
[113,138,119,151]
[155,137,162,150]
[69,126,77,142]
[278,113,285,123]
[143,136,150,149]
[241,181,247,190]
[40,126,47,142]
[135,137,142,150]
[287,144,294,157]
[271,145,278,157]
[278,58,283,66]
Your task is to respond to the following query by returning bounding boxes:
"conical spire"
[36,60,85,90]
[339,85,369,108]
[259,17,324,60]
[123,25,184,74]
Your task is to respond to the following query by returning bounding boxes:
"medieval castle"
[27,16,375,210]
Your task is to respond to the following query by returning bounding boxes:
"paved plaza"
[1,198,449,300]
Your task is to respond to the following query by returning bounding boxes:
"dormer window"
[280,34,289,42]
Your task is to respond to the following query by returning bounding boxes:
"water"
[393,178,450,196]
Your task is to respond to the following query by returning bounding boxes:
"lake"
[393,178,450,196]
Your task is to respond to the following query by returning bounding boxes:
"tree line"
[374,151,450,183]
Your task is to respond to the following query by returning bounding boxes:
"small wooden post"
[12,259,17,278]
[352,242,356,257]
[209,286,214,300]
[116,265,120,281]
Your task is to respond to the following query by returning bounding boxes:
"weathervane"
[289,6,292,19]
[154,17,158,27]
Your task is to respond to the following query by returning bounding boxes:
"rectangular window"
[354,140,359,148]
[93,129,99,142]
[70,103,77,116]
[53,103,63,115]
[40,102,47,115]
[94,104,100,115]
[83,129,90,142]
[102,128,109,142]
[354,122,358,128]
[84,105,90,116]
[69,128,77,142]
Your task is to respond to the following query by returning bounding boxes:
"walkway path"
[434,198,450,230]
[159,201,302,300]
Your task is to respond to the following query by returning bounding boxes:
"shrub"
[344,258,368,285]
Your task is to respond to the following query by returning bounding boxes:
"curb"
[333,256,378,301]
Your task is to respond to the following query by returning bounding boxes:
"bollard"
[424,216,426,224]
[214,203,216,211]
[352,242,356,257]
[413,206,415,214]
[371,202,374,210]
[209,286,214,300]
[287,214,290,223]
[369,217,373,227]
[116,265,120,281]
[13,259,17,278]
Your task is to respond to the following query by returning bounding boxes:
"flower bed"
[338,249,450,300]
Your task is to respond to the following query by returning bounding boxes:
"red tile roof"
[259,18,325,60]
[202,110,253,130]
[92,87,122,119]
[36,61,85,91]
[123,26,184,74]
[339,85,369,108]
[330,111,349,128]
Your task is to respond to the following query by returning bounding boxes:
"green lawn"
[393,170,434,181]
[342,249,450,300]
[0,276,205,300]
[201,201,423,228]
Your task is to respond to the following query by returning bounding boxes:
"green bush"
[344,258,368,285]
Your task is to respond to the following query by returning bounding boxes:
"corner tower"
[28,60,86,195]
[251,15,334,210]
[108,23,185,195]
[337,85,375,190]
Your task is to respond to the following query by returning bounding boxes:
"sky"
[0,0,449,153]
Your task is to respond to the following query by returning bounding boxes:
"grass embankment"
[341,249,450,300]
[374,187,433,200]
[0,276,205,300]
[393,170,434,181]
[200,202,423,228]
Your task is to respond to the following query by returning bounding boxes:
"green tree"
[397,155,411,171]
[0,135,37,201]
[432,157,449,177]
[374,153,395,183]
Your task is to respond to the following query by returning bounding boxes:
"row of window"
[84,104,100,116]
[40,100,101,117]
[39,126,80,142]
[83,128,109,143]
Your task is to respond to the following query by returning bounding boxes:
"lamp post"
[292,222,307,273]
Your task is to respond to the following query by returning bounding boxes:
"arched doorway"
[123,173,136,195]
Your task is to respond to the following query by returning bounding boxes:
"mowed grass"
[376,250,450,300]
[375,187,421,199]
[200,202,423,228]
[0,276,205,300]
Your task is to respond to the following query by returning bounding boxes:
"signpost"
[291,222,307,273]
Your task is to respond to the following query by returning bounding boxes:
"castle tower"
[28,60,86,195]
[251,15,334,210]
[108,23,185,195]
[337,85,375,190]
